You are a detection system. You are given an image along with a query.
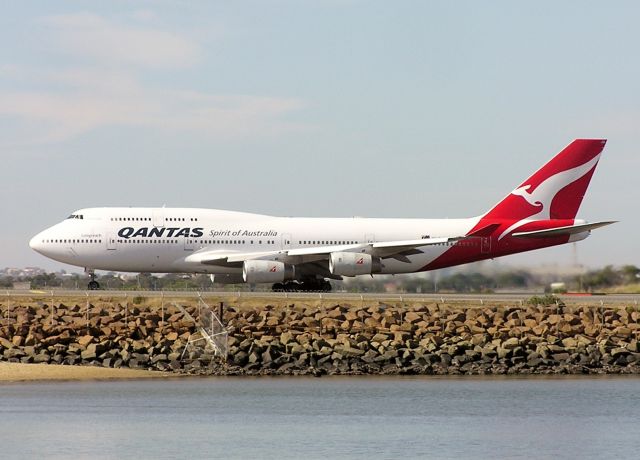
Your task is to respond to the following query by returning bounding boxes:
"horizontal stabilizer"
[511,221,617,238]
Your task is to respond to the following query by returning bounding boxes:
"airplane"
[29,139,615,292]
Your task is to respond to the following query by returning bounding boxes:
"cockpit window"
[67,214,84,219]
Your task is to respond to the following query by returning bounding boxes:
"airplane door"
[107,233,117,250]
[184,237,197,251]
[481,237,491,254]
[153,209,165,227]
[281,233,292,250]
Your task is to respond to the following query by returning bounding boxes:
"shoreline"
[2,362,639,383]
[0,362,167,382]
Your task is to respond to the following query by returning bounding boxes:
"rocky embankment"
[1,300,640,375]
[0,302,194,372]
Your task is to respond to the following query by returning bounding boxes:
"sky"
[1,1,638,272]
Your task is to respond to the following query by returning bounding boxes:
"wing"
[184,236,467,268]
[511,221,616,238]
[185,250,275,267]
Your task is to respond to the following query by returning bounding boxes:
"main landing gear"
[272,279,332,292]
[86,269,100,290]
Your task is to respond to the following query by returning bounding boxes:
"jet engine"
[243,260,296,283]
[329,252,382,277]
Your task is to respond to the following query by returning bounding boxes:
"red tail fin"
[484,139,606,221]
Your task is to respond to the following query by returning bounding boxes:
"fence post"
[85,292,90,334]
[161,291,165,331]
[6,290,10,322]
[197,292,202,321]
[50,290,54,327]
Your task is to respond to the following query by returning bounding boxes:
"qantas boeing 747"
[30,139,615,291]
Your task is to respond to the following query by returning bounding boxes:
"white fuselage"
[30,207,481,275]
[28,140,610,287]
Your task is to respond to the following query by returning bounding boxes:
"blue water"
[0,376,639,459]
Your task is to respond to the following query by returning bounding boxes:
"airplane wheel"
[283,282,299,292]
[88,280,100,290]
[322,281,332,292]
[272,283,284,292]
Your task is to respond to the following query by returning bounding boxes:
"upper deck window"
[67,214,84,219]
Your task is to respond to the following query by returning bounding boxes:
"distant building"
[11,282,31,290]
[1,267,46,278]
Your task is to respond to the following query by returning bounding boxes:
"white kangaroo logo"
[497,153,601,240]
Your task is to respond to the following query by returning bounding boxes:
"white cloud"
[0,67,312,146]
[0,14,313,147]
[39,12,201,69]
[130,9,159,23]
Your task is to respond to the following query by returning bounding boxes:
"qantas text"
[117,227,204,239]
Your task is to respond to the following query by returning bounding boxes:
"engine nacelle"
[242,260,295,283]
[329,252,382,277]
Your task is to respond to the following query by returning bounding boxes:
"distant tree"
[401,277,435,293]
[0,276,13,288]
[60,274,82,289]
[137,273,159,290]
[30,273,62,288]
[439,273,494,293]
[581,265,621,291]
[340,277,387,293]
[620,265,640,284]
[97,274,126,290]
[495,270,531,288]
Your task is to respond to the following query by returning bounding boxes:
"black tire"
[272,283,284,292]
[283,282,299,292]
[88,280,100,290]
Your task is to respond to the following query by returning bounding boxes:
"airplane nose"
[29,233,44,253]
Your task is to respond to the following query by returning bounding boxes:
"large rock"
[335,345,365,358]
[0,337,14,349]
[77,335,94,347]
[502,337,520,350]
[280,331,294,345]
[4,348,25,360]
[626,340,639,353]
[610,347,630,358]
[551,352,571,362]
[404,311,422,324]
[151,354,168,364]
